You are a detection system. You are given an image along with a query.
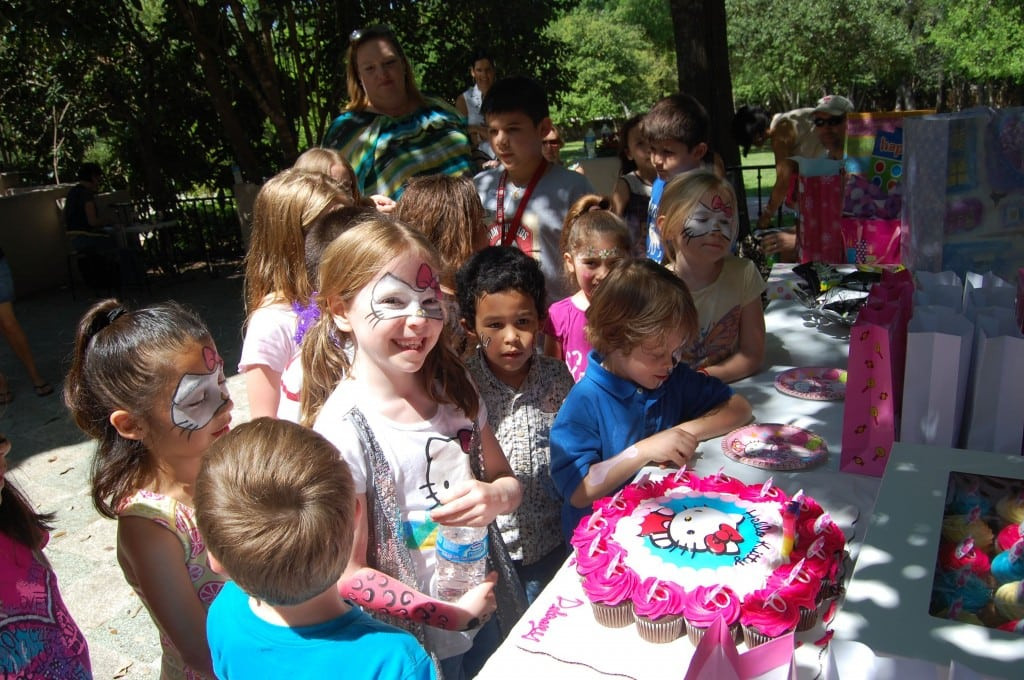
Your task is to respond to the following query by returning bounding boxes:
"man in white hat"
[745,94,855,256]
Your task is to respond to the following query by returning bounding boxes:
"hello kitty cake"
[572,469,846,643]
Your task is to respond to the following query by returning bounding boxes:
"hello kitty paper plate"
[722,423,829,471]
[774,366,847,401]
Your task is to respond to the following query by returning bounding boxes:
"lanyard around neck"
[494,160,548,247]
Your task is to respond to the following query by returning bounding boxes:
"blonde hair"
[195,418,356,606]
[344,28,426,112]
[292,148,361,203]
[299,215,479,425]
[394,175,485,289]
[244,169,351,317]
[585,259,697,357]
[658,170,738,266]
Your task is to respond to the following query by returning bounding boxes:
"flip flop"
[33,382,54,397]
[0,390,12,405]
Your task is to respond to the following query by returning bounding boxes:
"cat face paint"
[170,346,228,432]
[682,192,736,244]
[367,263,444,325]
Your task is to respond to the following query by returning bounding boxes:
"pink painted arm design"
[340,567,475,631]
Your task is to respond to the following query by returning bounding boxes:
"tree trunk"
[667,0,748,234]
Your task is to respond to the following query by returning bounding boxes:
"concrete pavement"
[4,267,250,679]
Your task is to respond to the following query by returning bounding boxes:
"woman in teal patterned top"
[324,25,472,200]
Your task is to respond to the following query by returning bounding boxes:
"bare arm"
[677,393,753,441]
[569,428,696,508]
[339,494,497,630]
[244,365,281,419]
[758,132,796,229]
[543,333,564,361]
[118,516,216,678]
[609,177,630,217]
[703,299,766,383]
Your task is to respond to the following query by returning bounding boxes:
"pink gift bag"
[868,274,914,416]
[683,617,796,680]
[842,299,900,476]
[797,174,845,264]
[841,217,902,265]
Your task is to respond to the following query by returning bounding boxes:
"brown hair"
[640,93,710,150]
[344,26,426,112]
[195,418,356,606]
[300,215,479,425]
[658,170,738,266]
[585,259,697,356]
[559,205,632,292]
[1,473,55,553]
[394,175,485,289]
[244,169,351,317]
[64,299,213,518]
[292,148,362,203]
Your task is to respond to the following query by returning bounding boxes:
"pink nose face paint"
[170,347,229,432]
[368,263,445,324]
[682,194,737,244]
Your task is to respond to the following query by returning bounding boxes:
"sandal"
[33,382,54,397]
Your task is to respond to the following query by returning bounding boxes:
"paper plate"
[774,366,847,401]
[722,424,829,471]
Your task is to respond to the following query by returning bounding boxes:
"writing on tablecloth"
[520,595,585,643]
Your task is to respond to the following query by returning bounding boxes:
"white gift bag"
[913,270,963,310]
[900,306,974,446]
[961,308,1024,454]
[964,271,1015,320]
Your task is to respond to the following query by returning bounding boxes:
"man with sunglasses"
[750,94,854,256]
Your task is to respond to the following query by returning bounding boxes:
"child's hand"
[635,427,697,467]
[454,572,498,630]
[429,479,506,527]
[369,194,396,213]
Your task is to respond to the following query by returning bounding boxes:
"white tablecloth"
[477,299,883,680]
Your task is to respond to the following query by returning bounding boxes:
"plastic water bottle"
[433,525,488,602]
[584,126,597,158]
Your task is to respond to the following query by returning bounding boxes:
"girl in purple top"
[1,434,92,678]
[544,204,631,382]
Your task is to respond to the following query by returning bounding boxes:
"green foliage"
[543,5,675,124]
[726,0,915,110]
[926,0,1024,81]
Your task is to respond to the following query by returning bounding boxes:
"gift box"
[836,443,1024,678]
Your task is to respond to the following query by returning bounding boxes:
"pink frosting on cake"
[581,555,639,606]
[765,560,820,608]
[738,478,788,503]
[574,534,625,578]
[570,510,613,552]
[697,470,747,495]
[998,523,1024,552]
[592,492,636,522]
[798,512,845,557]
[740,589,800,637]
[633,577,687,620]
[622,474,669,504]
[796,494,824,522]
[682,584,741,628]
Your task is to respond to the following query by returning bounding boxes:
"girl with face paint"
[65,299,233,679]
[657,170,767,383]
[298,216,523,677]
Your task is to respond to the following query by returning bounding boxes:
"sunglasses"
[543,139,564,148]
[349,24,394,44]
[812,116,846,128]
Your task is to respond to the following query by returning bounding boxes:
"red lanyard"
[494,160,548,247]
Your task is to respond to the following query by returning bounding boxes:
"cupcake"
[997,491,1024,526]
[992,539,1024,585]
[682,585,742,646]
[998,522,1024,552]
[790,536,841,599]
[994,582,1024,621]
[574,534,624,580]
[740,589,800,647]
[938,538,992,579]
[798,512,847,561]
[738,477,788,503]
[697,469,747,496]
[592,491,635,522]
[581,552,638,627]
[622,473,669,504]
[765,559,822,631]
[633,577,686,643]
[941,514,995,554]
[570,509,612,555]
